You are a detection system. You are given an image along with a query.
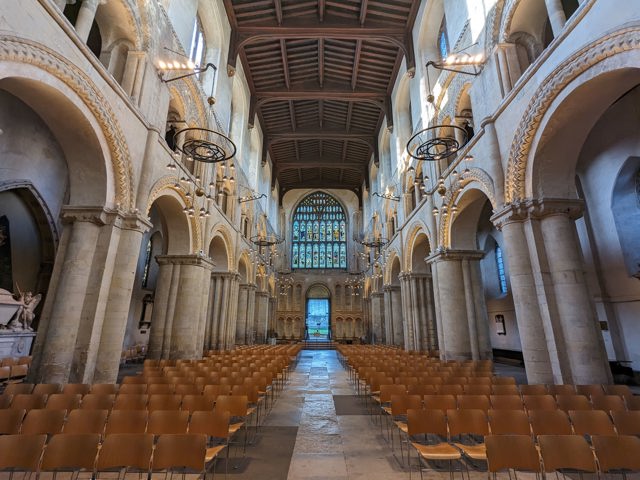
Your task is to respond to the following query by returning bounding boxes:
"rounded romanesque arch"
[0,36,134,209]
[505,27,640,203]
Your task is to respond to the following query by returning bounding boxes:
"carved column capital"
[155,254,215,270]
[491,198,584,230]
[425,249,485,264]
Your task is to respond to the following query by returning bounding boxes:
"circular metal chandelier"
[406,125,468,162]
[250,234,284,248]
[174,127,236,163]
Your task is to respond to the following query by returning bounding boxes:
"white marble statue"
[8,287,41,331]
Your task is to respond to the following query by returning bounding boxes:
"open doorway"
[305,284,331,341]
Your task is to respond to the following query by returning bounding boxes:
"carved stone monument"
[0,288,38,357]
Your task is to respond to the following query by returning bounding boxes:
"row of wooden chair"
[0,407,236,437]
[0,432,227,479]
[376,389,639,413]
[405,409,640,479]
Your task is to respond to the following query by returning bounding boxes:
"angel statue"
[8,285,41,331]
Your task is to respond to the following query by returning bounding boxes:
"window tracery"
[292,192,347,269]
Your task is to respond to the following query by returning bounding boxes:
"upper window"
[438,17,449,60]
[291,192,347,270]
[495,245,507,294]
[189,16,206,67]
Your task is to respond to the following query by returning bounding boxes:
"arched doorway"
[306,284,331,341]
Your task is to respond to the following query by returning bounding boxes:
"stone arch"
[237,252,252,283]
[404,223,433,273]
[146,176,199,253]
[384,251,402,286]
[440,169,496,247]
[0,36,134,208]
[449,187,493,251]
[146,191,192,256]
[209,225,235,271]
[506,28,640,202]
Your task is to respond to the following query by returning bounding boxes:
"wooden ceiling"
[223,0,420,195]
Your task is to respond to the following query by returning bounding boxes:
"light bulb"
[158,60,167,70]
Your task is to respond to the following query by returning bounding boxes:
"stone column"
[169,254,214,359]
[399,273,416,350]
[254,291,269,343]
[226,273,241,348]
[492,43,523,96]
[382,286,393,345]
[93,212,151,383]
[544,0,567,37]
[75,0,104,43]
[427,250,491,360]
[121,51,148,105]
[147,259,174,359]
[35,208,105,383]
[492,204,555,384]
[215,273,231,349]
[370,292,385,344]
[537,200,611,384]
[390,286,403,346]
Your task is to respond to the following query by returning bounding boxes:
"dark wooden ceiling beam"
[274,0,283,25]
[351,39,362,90]
[318,99,324,128]
[359,0,369,25]
[268,131,376,148]
[288,100,296,131]
[318,0,325,22]
[280,40,290,89]
[256,88,386,101]
[318,38,325,87]
[345,102,353,132]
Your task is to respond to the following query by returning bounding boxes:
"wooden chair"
[21,409,66,435]
[555,394,592,412]
[456,395,490,412]
[603,384,633,399]
[96,433,154,476]
[491,377,516,386]
[8,365,28,383]
[447,409,489,462]
[519,384,548,396]
[118,383,147,394]
[485,435,541,476]
[547,384,576,396]
[151,434,207,478]
[0,408,25,434]
[592,435,640,473]
[62,384,91,396]
[569,409,616,437]
[40,433,100,477]
[182,394,215,414]
[112,393,148,411]
[0,393,12,409]
[10,394,46,411]
[611,410,640,435]
[148,394,182,412]
[174,384,201,396]
[104,410,148,434]
[189,410,231,477]
[45,393,81,410]
[488,409,531,435]
[121,375,147,385]
[90,384,119,395]
[490,384,519,396]
[489,394,523,410]
[439,384,464,396]
[147,383,175,395]
[575,384,604,398]
[529,409,573,436]
[389,394,423,464]
[591,394,626,412]
[463,384,491,396]
[0,434,47,475]
[63,409,108,435]
[32,383,61,395]
[625,395,640,411]
[523,394,557,411]
[538,434,597,473]
[80,393,115,410]
[147,410,189,434]
[4,383,34,395]
[406,409,462,480]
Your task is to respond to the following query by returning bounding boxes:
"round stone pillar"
[75,0,104,43]
[93,212,151,383]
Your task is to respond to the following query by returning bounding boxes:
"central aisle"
[265,349,406,480]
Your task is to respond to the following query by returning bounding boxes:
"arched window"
[190,16,206,68]
[292,192,347,269]
[437,16,449,60]
[495,245,507,294]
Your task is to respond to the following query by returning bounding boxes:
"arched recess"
[505,28,640,202]
[125,190,192,354]
[0,37,134,208]
[384,253,404,347]
[449,187,511,361]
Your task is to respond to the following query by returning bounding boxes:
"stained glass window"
[495,245,507,294]
[292,192,347,269]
